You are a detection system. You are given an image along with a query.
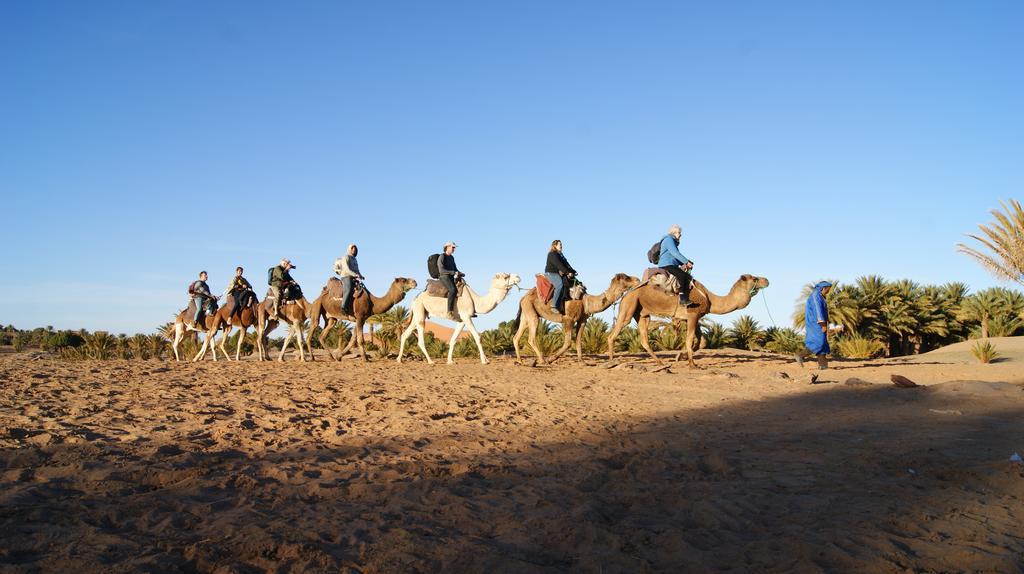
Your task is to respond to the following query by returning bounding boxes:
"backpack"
[647,240,662,264]
[187,281,197,296]
[427,254,441,279]
[267,266,275,286]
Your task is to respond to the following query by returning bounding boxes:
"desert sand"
[2,343,1023,573]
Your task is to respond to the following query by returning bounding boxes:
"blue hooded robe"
[804,281,832,355]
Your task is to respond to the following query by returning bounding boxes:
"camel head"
[610,273,642,292]
[392,277,418,293]
[737,274,770,296]
[491,272,522,291]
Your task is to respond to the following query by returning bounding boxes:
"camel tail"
[511,305,522,334]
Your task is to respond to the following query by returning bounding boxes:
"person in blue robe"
[797,281,832,369]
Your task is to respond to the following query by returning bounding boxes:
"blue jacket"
[804,281,832,354]
[657,235,690,267]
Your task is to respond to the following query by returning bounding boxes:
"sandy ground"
[1,344,1023,573]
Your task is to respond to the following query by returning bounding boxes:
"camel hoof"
[480,359,489,365]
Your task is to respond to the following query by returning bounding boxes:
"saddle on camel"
[183,298,219,328]
[324,276,365,302]
[534,274,586,312]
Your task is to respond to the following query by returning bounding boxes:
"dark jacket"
[270,266,294,287]
[439,254,460,277]
[545,251,576,275]
[191,280,212,299]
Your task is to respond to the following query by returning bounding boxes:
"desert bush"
[971,340,999,364]
[834,333,885,359]
[726,315,765,350]
[41,331,86,351]
[763,327,804,354]
[580,317,610,355]
[614,326,643,354]
[700,321,728,349]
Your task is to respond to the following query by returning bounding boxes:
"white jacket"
[333,255,362,279]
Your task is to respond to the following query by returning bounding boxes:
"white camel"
[397,272,521,365]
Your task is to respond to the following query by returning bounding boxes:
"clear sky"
[2,1,1022,334]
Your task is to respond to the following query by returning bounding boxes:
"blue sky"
[2,1,1022,334]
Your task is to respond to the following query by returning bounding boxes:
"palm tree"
[614,326,643,354]
[958,288,1005,339]
[958,199,1024,286]
[727,315,765,350]
[580,317,611,355]
[701,321,728,349]
[763,327,803,354]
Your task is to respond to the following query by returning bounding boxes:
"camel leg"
[549,320,574,363]
[397,317,416,363]
[447,322,467,364]
[318,318,337,359]
[172,323,185,362]
[637,315,661,363]
[192,327,209,362]
[218,325,233,361]
[235,326,246,361]
[464,320,487,365]
[512,315,529,363]
[278,325,291,362]
[294,322,307,362]
[353,320,368,361]
[605,317,629,360]
[575,316,588,361]
[525,317,545,364]
[684,318,699,368]
[415,321,433,365]
[339,322,359,357]
[204,326,218,363]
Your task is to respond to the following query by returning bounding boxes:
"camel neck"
[469,284,510,313]
[583,288,621,315]
[369,283,403,310]
[706,283,753,314]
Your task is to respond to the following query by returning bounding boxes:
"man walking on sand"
[797,281,832,370]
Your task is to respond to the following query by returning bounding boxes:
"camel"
[306,277,418,361]
[170,302,230,361]
[194,292,260,361]
[255,293,311,362]
[397,272,521,365]
[606,273,770,368]
[511,273,641,364]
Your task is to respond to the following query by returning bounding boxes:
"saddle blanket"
[425,279,464,298]
[324,277,364,300]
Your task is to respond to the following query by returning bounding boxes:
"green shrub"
[764,327,804,354]
[971,340,999,364]
[834,333,885,359]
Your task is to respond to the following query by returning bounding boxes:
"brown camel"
[170,302,230,361]
[306,277,418,361]
[606,273,770,368]
[256,293,311,362]
[512,273,640,364]
[194,292,260,361]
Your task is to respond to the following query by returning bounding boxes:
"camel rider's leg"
[546,272,564,313]
[440,275,459,320]
[193,296,205,323]
[660,265,692,305]
[340,277,354,314]
[270,285,282,319]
